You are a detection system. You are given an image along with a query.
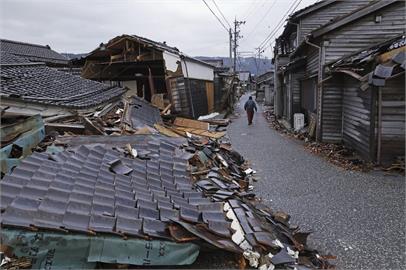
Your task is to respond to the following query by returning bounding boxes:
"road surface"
[226,94,405,270]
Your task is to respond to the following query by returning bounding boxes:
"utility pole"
[255,47,264,75]
[229,28,233,71]
[233,18,245,74]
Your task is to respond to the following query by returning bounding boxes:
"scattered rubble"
[381,156,405,175]
[0,36,334,270]
[0,93,335,269]
[263,106,375,172]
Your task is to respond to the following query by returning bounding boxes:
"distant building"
[237,71,252,93]
[256,70,274,105]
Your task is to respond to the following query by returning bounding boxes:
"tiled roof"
[128,96,163,128]
[0,139,230,239]
[0,52,125,109]
[0,39,68,65]
[0,51,30,64]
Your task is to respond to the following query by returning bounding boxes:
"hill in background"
[196,56,273,76]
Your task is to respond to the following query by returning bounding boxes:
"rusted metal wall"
[321,77,343,143]
[379,74,405,163]
[341,77,374,160]
[323,2,406,65]
[298,0,371,44]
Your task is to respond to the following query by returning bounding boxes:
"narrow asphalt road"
[227,94,405,270]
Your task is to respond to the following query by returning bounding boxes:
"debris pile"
[0,97,335,269]
[382,156,405,175]
[263,106,375,172]
[263,106,285,133]
[305,142,373,172]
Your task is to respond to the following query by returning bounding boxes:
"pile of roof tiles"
[1,116,334,270]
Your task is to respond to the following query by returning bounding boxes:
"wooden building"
[273,0,371,126]
[256,70,274,105]
[273,0,405,164]
[81,35,216,119]
[325,36,405,164]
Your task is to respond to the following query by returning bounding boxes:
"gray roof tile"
[0,39,68,65]
[0,52,125,109]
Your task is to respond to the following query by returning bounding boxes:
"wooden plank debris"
[82,116,106,135]
[154,124,181,137]
[174,117,210,130]
[171,126,225,139]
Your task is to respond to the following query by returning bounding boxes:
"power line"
[258,0,302,50]
[201,0,228,32]
[242,0,267,22]
[244,0,278,41]
[211,0,231,29]
[258,0,299,49]
[259,0,302,50]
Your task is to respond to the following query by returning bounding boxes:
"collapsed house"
[80,34,231,119]
[273,0,405,163]
[0,36,334,269]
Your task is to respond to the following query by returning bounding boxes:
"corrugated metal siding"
[342,78,373,160]
[169,77,190,116]
[306,48,319,76]
[291,70,306,116]
[379,75,405,163]
[299,0,371,43]
[321,77,343,143]
[168,77,209,118]
[324,2,406,64]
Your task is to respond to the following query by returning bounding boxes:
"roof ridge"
[0,38,51,49]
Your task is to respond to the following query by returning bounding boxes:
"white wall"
[162,52,180,72]
[163,51,214,81]
[181,59,214,81]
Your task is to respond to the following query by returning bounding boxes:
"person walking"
[244,96,258,125]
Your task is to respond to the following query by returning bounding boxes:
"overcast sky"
[0,0,318,58]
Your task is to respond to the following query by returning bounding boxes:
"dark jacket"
[244,99,257,112]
